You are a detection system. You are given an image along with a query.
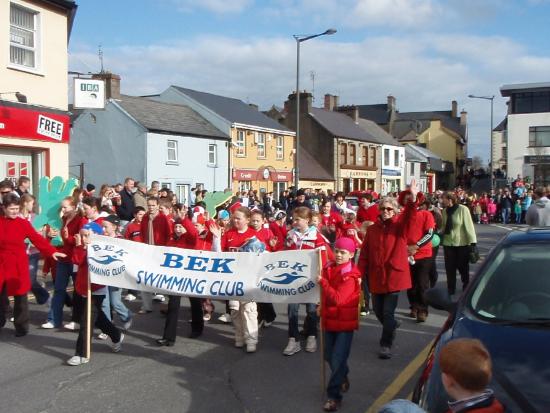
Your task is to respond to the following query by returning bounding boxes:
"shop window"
[238,181,252,192]
[529,126,550,147]
[276,135,284,160]
[236,130,246,157]
[10,3,39,70]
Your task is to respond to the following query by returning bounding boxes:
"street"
[0,224,516,413]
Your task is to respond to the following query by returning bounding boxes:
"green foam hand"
[202,190,234,217]
[33,176,79,246]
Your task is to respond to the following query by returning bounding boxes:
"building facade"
[0,0,77,189]
[500,82,550,188]
[154,86,295,198]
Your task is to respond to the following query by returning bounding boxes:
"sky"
[68,0,550,162]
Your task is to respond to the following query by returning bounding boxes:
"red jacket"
[167,217,198,250]
[72,245,104,297]
[221,227,257,252]
[446,398,504,413]
[0,216,57,295]
[269,221,287,251]
[405,210,435,260]
[252,226,279,251]
[140,212,172,246]
[124,219,143,242]
[357,204,379,224]
[319,261,361,332]
[358,207,416,294]
[285,226,333,265]
[59,214,87,262]
[337,222,362,248]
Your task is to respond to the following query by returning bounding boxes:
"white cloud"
[169,0,253,14]
[349,0,437,28]
[69,31,550,160]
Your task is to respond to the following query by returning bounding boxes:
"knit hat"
[229,201,242,214]
[193,213,206,225]
[274,209,287,220]
[103,214,120,226]
[82,222,103,235]
[217,210,230,220]
[334,237,356,254]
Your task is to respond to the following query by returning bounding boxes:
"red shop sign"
[233,169,258,181]
[0,104,70,143]
[270,171,292,182]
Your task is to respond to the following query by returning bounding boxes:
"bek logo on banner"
[88,235,320,303]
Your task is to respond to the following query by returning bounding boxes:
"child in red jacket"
[317,237,361,412]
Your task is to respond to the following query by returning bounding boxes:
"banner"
[88,235,320,303]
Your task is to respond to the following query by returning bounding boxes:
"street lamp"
[0,91,27,103]
[468,94,495,191]
[293,28,337,192]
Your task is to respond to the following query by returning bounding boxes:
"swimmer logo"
[258,260,315,297]
[88,244,128,278]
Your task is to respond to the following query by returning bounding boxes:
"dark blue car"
[412,228,550,413]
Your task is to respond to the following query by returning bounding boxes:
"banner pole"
[318,249,326,399]
[85,271,92,360]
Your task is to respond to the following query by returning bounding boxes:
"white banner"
[88,235,320,303]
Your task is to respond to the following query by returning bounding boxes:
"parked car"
[413,228,550,413]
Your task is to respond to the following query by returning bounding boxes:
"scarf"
[444,204,459,235]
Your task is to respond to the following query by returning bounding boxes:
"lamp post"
[468,94,495,191]
[293,28,336,193]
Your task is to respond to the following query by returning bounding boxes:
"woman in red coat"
[0,194,66,336]
[358,186,418,359]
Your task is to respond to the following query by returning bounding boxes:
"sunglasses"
[379,207,394,212]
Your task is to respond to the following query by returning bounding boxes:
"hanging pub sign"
[74,78,105,109]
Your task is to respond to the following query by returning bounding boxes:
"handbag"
[469,244,480,264]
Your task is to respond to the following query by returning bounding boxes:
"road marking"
[365,339,434,413]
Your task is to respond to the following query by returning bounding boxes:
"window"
[161,182,172,190]
[369,147,376,167]
[276,135,284,160]
[175,184,190,206]
[167,140,178,162]
[513,92,550,114]
[257,132,266,158]
[394,150,400,167]
[410,162,415,175]
[274,181,287,200]
[361,146,368,166]
[238,181,251,192]
[529,126,550,147]
[501,147,507,160]
[384,148,390,166]
[340,143,347,165]
[208,144,217,165]
[349,144,356,165]
[10,4,38,69]
[236,130,246,157]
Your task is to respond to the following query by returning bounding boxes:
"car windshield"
[345,198,358,207]
[469,244,550,323]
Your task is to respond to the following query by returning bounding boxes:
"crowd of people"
[1,172,547,412]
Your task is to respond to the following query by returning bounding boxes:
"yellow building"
[156,86,295,197]
[0,0,77,186]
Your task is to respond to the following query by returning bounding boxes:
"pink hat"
[334,237,356,254]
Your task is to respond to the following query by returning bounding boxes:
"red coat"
[405,210,435,260]
[269,221,287,251]
[252,226,278,251]
[358,207,416,294]
[357,204,379,224]
[72,245,104,297]
[140,212,173,246]
[0,216,57,295]
[124,219,143,242]
[319,261,361,332]
[167,217,198,249]
[285,226,333,265]
[59,214,87,262]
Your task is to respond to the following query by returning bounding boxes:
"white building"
[500,82,550,187]
[381,144,405,194]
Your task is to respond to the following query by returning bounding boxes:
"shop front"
[232,168,293,198]
[339,168,377,194]
[382,169,403,195]
[0,101,70,192]
[299,180,335,193]
[524,155,550,187]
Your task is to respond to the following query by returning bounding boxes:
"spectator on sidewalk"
[525,188,550,227]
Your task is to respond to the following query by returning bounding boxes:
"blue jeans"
[287,303,317,339]
[372,292,399,347]
[28,253,49,305]
[102,286,132,323]
[501,208,511,224]
[324,331,354,401]
[48,261,75,326]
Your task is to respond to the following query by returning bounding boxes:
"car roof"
[502,228,550,245]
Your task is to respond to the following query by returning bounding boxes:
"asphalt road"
[0,224,518,413]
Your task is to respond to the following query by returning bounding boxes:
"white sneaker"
[64,322,79,331]
[66,356,89,366]
[112,333,124,352]
[41,321,55,329]
[283,338,301,356]
[97,333,108,340]
[305,335,317,353]
[10,317,14,323]
[218,313,232,323]
[153,294,165,302]
[246,343,257,353]
[122,318,133,331]
[124,293,137,302]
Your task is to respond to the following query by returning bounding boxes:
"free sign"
[37,115,63,141]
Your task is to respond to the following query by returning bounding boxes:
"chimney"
[248,103,259,111]
[92,72,121,100]
[451,100,458,118]
[387,95,396,112]
[337,105,359,123]
[324,94,339,111]
[287,91,313,117]
[460,110,467,126]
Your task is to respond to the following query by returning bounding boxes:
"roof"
[299,146,334,181]
[309,108,383,143]
[405,145,425,162]
[500,82,550,97]
[405,144,444,171]
[171,86,292,133]
[357,104,391,124]
[493,118,507,132]
[391,118,430,140]
[395,110,465,138]
[116,95,228,139]
[356,118,401,146]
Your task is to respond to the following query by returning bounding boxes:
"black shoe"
[341,376,350,393]
[188,331,202,339]
[379,346,392,359]
[15,330,28,337]
[156,338,175,347]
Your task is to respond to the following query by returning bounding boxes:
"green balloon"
[432,233,441,248]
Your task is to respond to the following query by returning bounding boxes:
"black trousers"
[443,246,470,294]
[0,286,29,335]
[429,246,439,288]
[75,294,121,357]
[257,302,276,323]
[162,296,204,342]
[406,258,433,312]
